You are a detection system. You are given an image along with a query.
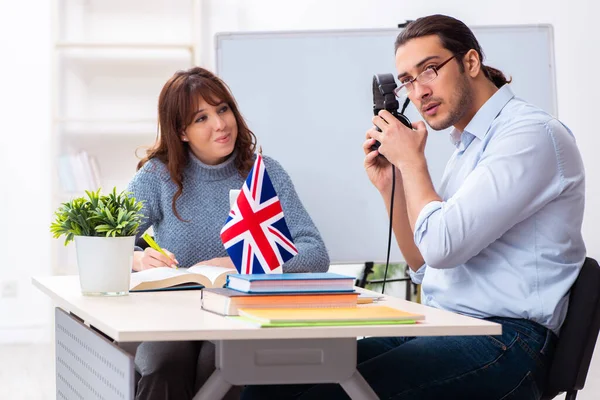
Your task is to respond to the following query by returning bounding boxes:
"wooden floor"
[1,339,600,399]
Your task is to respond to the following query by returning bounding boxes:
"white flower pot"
[74,236,135,296]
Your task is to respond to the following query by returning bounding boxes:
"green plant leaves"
[50,187,145,245]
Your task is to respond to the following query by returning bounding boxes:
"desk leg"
[192,369,232,400]
[54,308,135,400]
[192,338,379,400]
[340,370,379,400]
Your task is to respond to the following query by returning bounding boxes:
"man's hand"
[133,248,178,271]
[194,256,237,270]
[369,110,429,169]
[368,110,440,230]
[363,135,396,193]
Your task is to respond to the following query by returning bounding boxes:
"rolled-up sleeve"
[414,200,443,243]
[414,122,564,269]
[408,263,427,284]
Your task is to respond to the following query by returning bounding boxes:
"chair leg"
[565,390,578,400]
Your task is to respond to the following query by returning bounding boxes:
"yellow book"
[237,306,425,323]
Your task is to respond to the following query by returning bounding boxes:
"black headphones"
[370,73,412,294]
[371,73,412,151]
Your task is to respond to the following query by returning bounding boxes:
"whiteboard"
[216,26,556,264]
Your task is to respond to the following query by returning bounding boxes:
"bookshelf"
[51,0,201,274]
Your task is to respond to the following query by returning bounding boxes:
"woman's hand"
[133,248,178,271]
[194,256,237,270]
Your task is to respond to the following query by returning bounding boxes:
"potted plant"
[50,188,144,296]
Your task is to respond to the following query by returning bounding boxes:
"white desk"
[34,275,501,400]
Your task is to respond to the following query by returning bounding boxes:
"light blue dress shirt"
[409,84,585,334]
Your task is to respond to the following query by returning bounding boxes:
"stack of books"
[201,273,357,316]
[201,273,425,327]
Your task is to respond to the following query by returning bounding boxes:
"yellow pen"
[142,233,178,268]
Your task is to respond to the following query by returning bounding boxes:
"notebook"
[225,273,355,293]
[237,306,425,324]
[231,316,419,328]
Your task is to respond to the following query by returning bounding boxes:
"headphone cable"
[381,165,395,294]
[381,97,409,294]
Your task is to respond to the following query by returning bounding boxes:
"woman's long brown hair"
[138,67,257,220]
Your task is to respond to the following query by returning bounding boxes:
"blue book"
[225,273,356,293]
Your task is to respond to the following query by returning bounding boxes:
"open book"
[130,265,235,292]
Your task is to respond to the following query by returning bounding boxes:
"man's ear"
[463,49,481,78]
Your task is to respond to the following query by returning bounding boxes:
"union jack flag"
[220,154,298,274]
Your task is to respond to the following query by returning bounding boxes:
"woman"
[128,67,330,399]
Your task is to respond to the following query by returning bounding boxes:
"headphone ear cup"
[395,112,412,129]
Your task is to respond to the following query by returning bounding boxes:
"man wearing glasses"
[243,14,585,400]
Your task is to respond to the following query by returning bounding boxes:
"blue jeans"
[241,317,556,400]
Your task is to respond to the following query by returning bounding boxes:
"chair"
[542,257,600,400]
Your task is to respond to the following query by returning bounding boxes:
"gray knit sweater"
[127,151,330,272]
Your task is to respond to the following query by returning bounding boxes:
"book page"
[188,265,235,288]
[130,267,190,289]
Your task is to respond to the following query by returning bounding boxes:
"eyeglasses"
[394,55,457,97]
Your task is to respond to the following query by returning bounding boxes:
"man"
[242,14,585,399]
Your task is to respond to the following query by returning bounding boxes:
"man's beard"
[427,75,472,131]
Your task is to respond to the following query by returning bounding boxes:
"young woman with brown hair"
[128,67,329,400]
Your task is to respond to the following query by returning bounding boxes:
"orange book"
[202,288,359,316]
[237,306,425,323]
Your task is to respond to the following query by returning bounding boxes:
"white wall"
[0,0,52,342]
[201,0,600,260]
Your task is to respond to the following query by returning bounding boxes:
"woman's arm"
[127,160,172,271]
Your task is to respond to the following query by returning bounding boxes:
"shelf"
[57,0,195,45]
[56,119,158,137]
[56,42,194,50]
[57,68,180,121]
[55,186,130,203]
[56,46,192,120]
[57,46,193,63]
[51,0,200,277]
[54,191,88,202]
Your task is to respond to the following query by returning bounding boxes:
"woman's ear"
[180,132,189,142]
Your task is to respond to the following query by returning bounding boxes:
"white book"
[88,155,102,188]
[57,155,77,192]
[78,150,96,190]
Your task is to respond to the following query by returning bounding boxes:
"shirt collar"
[464,84,515,140]
[449,84,515,146]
